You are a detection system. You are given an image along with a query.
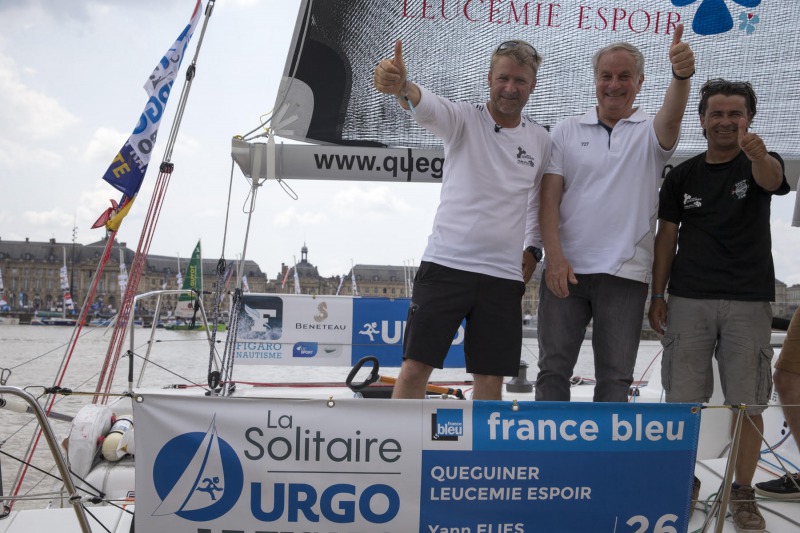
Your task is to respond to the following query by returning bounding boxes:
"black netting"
[275,0,800,162]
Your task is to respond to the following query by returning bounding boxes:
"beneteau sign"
[234,293,466,368]
[234,0,799,185]
[134,395,701,532]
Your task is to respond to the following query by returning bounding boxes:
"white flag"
[335,272,346,296]
[119,262,129,296]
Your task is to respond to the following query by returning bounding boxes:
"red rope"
[11,233,117,504]
[95,166,174,401]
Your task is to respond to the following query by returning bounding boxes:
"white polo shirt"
[414,84,551,281]
[546,106,675,283]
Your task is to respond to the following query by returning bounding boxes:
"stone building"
[2,237,792,323]
[0,236,266,318]
[263,245,543,317]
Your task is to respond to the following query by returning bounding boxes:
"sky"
[0,0,798,286]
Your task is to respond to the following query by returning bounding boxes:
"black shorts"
[402,261,525,376]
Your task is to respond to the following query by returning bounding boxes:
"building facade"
[0,236,266,318]
[1,238,792,323]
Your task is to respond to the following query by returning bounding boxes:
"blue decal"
[433,409,464,441]
[293,342,318,357]
[672,0,761,35]
[738,11,760,33]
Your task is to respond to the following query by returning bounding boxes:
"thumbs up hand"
[738,118,767,161]
[374,40,408,96]
[669,24,695,80]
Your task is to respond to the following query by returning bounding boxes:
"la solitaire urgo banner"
[134,394,701,532]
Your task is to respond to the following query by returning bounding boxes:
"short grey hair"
[592,42,644,80]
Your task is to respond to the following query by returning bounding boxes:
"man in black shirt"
[649,79,789,532]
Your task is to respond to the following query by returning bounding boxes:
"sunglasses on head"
[702,79,753,92]
[496,40,538,57]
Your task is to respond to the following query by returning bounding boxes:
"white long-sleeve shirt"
[414,84,551,281]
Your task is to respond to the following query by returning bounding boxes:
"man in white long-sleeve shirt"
[373,39,551,399]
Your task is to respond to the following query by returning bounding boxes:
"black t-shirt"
[659,150,790,301]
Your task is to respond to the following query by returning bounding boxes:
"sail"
[0,267,7,307]
[274,0,800,167]
[175,241,202,319]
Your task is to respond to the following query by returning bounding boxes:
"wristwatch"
[525,246,543,262]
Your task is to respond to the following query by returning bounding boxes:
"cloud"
[0,138,63,170]
[20,208,75,231]
[0,52,80,141]
[82,127,129,164]
[331,185,414,217]
[0,0,182,19]
[273,206,328,228]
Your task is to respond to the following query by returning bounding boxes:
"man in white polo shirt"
[535,25,694,403]
[374,39,551,400]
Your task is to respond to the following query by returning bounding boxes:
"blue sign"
[419,402,701,533]
[351,298,465,368]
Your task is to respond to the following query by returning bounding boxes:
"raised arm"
[373,40,421,110]
[653,24,694,151]
[738,119,785,191]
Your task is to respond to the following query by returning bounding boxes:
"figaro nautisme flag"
[93,0,202,231]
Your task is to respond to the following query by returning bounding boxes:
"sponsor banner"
[134,395,700,532]
[235,294,353,365]
[234,294,466,368]
[135,394,424,531]
[419,402,701,532]
[232,138,446,183]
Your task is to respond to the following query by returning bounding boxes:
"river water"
[0,324,663,510]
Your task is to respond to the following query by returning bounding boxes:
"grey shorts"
[775,307,800,375]
[661,296,773,414]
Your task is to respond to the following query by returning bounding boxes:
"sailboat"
[1,1,799,532]
[164,240,226,331]
[29,247,77,327]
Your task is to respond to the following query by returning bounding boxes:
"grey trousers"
[535,272,648,402]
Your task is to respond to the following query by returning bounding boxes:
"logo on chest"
[731,179,749,199]
[683,193,702,209]
[516,147,536,168]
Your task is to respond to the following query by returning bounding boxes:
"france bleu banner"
[134,395,701,532]
[99,0,202,200]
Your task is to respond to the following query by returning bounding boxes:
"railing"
[0,386,92,533]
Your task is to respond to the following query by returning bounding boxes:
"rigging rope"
[10,233,117,506]
[9,0,218,510]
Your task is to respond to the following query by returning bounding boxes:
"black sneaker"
[755,472,800,500]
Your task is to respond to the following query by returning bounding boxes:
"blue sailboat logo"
[152,415,244,521]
